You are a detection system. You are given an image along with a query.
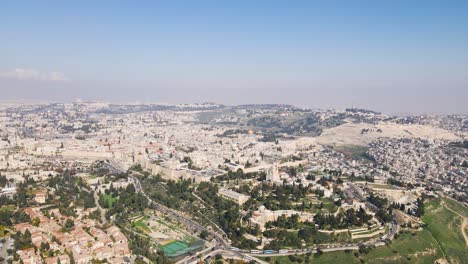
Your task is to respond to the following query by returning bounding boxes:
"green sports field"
[162,240,189,255]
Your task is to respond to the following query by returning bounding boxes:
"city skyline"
[1,0,468,114]
[1,2,467,262]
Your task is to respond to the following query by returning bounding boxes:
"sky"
[1,0,467,114]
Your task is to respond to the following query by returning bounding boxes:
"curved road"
[105,161,399,262]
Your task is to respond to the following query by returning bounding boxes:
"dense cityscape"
[0,102,466,264]
[2,1,468,263]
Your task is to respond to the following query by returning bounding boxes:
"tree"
[40,242,50,252]
[359,245,370,254]
[306,173,316,181]
[31,217,40,227]
[13,229,32,250]
[64,218,74,229]
[298,226,316,243]
[200,230,209,240]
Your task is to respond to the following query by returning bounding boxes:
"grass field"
[101,194,117,207]
[364,230,442,264]
[0,225,10,237]
[318,197,338,213]
[261,230,442,264]
[263,251,361,264]
[442,197,468,218]
[260,198,467,264]
[183,236,197,244]
[0,205,14,212]
[314,231,352,244]
[133,215,151,233]
[422,198,467,264]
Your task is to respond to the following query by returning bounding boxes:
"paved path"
[93,189,107,224]
[0,237,14,263]
[461,219,468,247]
[192,188,229,238]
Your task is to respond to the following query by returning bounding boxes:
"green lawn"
[133,216,151,233]
[442,197,468,218]
[317,197,337,213]
[422,198,467,264]
[312,231,352,244]
[264,251,361,264]
[0,205,14,212]
[261,230,442,264]
[0,225,10,237]
[102,194,117,207]
[183,236,197,244]
[364,230,442,264]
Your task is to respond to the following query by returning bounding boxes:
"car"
[229,247,240,251]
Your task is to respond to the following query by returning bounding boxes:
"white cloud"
[0,68,69,81]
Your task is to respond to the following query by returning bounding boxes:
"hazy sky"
[1,0,467,114]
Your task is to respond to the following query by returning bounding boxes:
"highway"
[105,160,399,262]
[177,249,269,264]
[104,159,229,247]
[103,161,249,262]
[131,172,398,261]
[128,175,258,263]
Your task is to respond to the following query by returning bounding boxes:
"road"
[132,172,398,261]
[191,187,229,238]
[241,220,398,258]
[0,237,14,263]
[105,161,400,262]
[104,161,250,262]
[106,160,213,239]
[177,249,269,264]
[92,189,107,224]
[129,175,254,263]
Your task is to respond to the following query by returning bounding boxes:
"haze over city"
[1,2,468,264]
[1,0,468,114]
